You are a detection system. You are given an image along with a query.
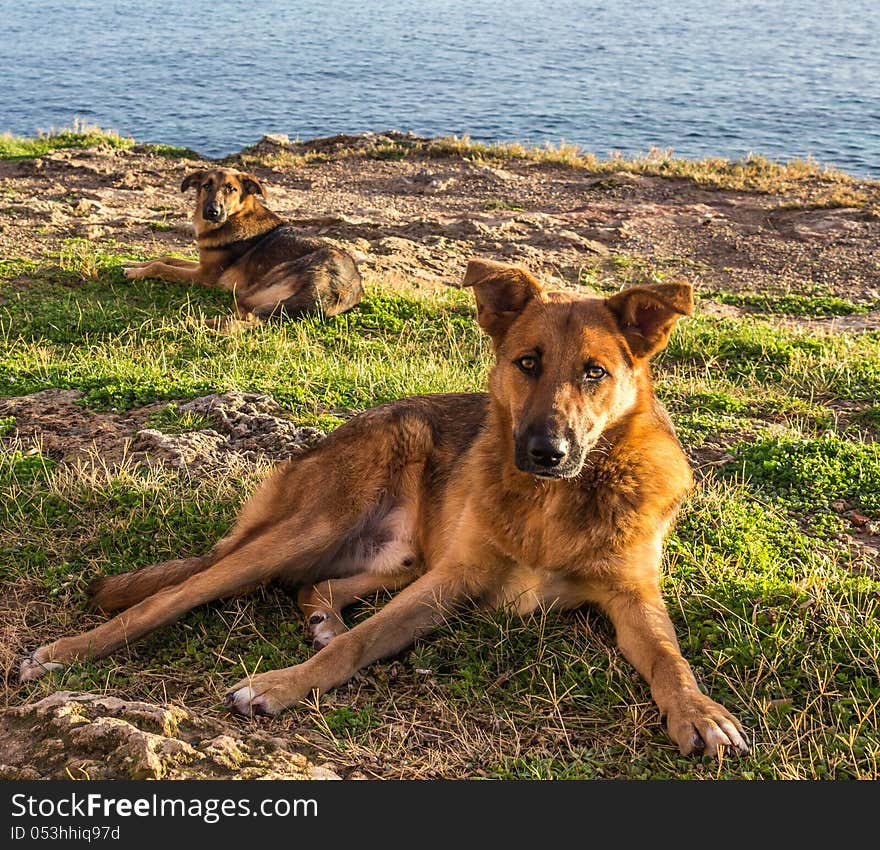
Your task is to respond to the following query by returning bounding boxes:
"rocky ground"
[1,133,879,779]
[0,691,340,780]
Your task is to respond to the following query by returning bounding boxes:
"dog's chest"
[490,485,616,574]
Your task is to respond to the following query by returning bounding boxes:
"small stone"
[308,764,343,780]
[261,133,291,146]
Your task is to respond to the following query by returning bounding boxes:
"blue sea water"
[1,0,878,176]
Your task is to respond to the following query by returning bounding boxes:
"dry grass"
[236,132,874,196]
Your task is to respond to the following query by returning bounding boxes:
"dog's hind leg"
[22,407,438,683]
[89,549,234,614]
[244,247,363,320]
[20,504,372,682]
[20,534,292,681]
[297,568,418,651]
[88,457,310,614]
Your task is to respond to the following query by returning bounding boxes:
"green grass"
[145,403,213,434]
[0,252,486,415]
[701,290,875,317]
[731,434,880,527]
[0,124,199,164]
[137,143,201,160]
[2,248,879,780]
[661,316,880,402]
[0,121,133,161]
[482,199,526,212]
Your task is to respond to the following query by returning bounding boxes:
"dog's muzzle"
[514,428,585,479]
[202,204,225,223]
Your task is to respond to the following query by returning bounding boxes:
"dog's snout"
[203,203,223,221]
[527,433,569,468]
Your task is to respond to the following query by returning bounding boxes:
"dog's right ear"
[180,170,207,192]
[461,258,544,345]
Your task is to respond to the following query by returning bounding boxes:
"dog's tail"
[87,540,236,612]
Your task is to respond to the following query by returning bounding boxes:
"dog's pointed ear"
[180,170,207,192]
[239,172,265,197]
[461,258,544,344]
[606,280,693,358]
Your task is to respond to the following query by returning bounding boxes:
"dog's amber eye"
[515,356,539,374]
[225,185,236,193]
[585,364,607,381]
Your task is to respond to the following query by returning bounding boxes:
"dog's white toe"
[227,686,256,715]
[19,656,64,683]
[226,685,279,716]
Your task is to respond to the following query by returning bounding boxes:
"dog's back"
[234,225,364,320]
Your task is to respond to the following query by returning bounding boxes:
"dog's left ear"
[461,258,545,345]
[606,280,693,358]
[239,172,265,197]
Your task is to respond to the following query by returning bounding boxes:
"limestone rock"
[0,691,341,780]
[133,391,326,472]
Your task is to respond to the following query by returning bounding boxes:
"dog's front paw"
[664,692,749,757]
[225,669,312,718]
[19,651,65,683]
[123,266,148,280]
[226,685,282,717]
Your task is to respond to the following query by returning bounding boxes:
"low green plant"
[0,120,133,160]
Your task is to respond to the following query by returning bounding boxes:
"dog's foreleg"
[227,567,468,715]
[124,257,200,270]
[597,582,749,757]
[124,260,203,284]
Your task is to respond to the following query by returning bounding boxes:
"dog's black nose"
[203,205,222,221]
[527,433,569,468]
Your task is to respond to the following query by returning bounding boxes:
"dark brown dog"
[21,259,747,758]
[124,167,363,321]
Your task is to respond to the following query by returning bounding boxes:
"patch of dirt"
[0,389,154,465]
[0,691,341,780]
[1,133,878,304]
[697,302,880,333]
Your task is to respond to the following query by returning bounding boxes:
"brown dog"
[20,259,747,758]
[124,167,363,321]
